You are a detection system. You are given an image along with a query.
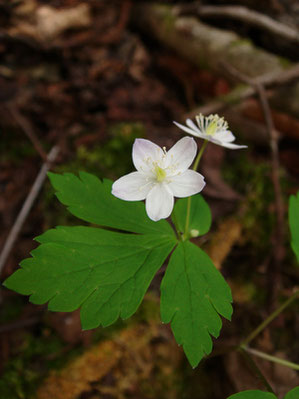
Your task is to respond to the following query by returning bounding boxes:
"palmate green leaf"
[160,240,232,367]
[284,387,299,399]
[227,386,299,399]
[172,194,211,236]
[4,171,233,368]
[4,226,176,329]
[289,191,299,263]
[4,172,176,329]
[47,172,173,235]
[226,391,276,399]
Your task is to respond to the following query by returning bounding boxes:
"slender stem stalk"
[238,347,275,393]
[183,197,192,241]
[193,139,209,171]
[242,346,299,371]
[183,140,209,240]
[242,290,299,346]
[172,211,182,241]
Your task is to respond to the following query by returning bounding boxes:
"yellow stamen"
[206,120,217,136]
[155,166,166,182]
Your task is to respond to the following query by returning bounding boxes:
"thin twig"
[175,3,299,43]
[242,290,299,346]
[8,104,48,162]
[221,62,285,305]
[243,346,299,370]
[256,84,285,294]
[0,146,60,275]
[196,5,299,44]
[238,347,275,394]
[98,0,132,44]
[188,63,299,118]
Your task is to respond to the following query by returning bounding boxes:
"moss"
[278,56,291,68]
[0,293,161,399]
[218,84,248,106]
[0,331,65,399]
[60,121,144,178]
[0,129,37,164]
[223,152,298,280]
[153,4,176,32]
[223,154,276,256]
[229,38,253,48]
[40,121,145,228]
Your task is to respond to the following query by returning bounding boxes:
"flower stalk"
[183,140,209,240]
[241,346,299,371]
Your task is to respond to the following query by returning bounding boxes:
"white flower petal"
[173,121,204,138]
[215,130,235,142]
[208,135,247,149]
[168,170,205,198]
[186,118,201,133]
[167,136,197,173]
[112,172,152,201]
[219,141,248,149]
[175,115,247,150]
[208,136,223,146]
[145,184,174,221]
[132,138,164,173]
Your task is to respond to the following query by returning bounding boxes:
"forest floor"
[0,1,299,398]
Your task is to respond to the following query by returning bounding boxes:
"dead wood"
[133,4,299,118]
[187,62,299,119]
[177,4,299,45]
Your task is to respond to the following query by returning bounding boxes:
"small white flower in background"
[112,137,205,221]
[174,114,247,149]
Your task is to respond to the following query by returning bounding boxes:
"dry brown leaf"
[9,3,91,43]
[36,5,91,41]
[37,322,182,399]
[37,334,122,399]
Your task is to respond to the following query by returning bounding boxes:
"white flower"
[174,114,247,149]
[112,137,205,221]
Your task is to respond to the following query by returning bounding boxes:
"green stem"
[242,290,299,346]
[183,140,209,240]
[172,211,182,241]
[183,196,192,241]
[242,346,299,371]
[238,347,275,394]
[193,139,209,171]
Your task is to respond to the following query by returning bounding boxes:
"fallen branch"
[177,4,299,45]
[133,4,299,118]
[187,62,299,118]
[0,146,60,276]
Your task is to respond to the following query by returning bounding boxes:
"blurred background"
[0,1,299,398]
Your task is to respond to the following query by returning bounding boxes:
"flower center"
[196,113,229,137]
[155,165,167,182]
[206,120,217,136]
